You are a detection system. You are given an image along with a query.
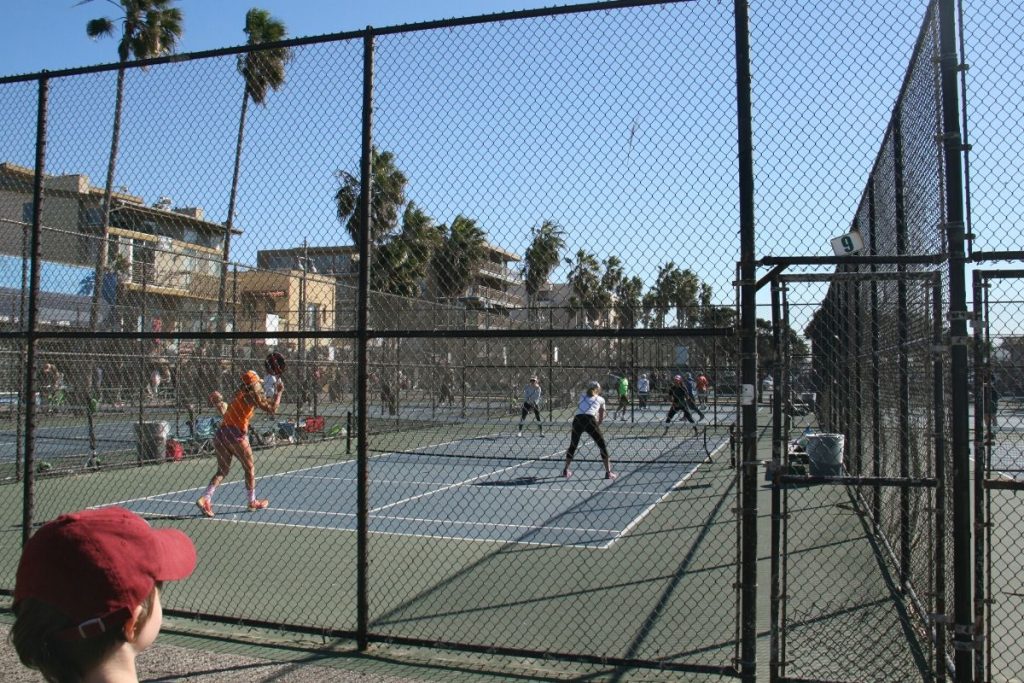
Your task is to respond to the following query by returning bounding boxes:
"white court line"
[371,452,562,513]
[107,431,554,511]
[112,431,727,548]
[601,437,731,550]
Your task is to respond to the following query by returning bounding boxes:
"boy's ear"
[121,603,145,643]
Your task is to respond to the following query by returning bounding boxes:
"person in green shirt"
[614,374,630,420]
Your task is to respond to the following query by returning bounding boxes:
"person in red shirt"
[695,372,711,408]
[196,370,283,517]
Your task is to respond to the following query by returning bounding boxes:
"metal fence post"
[355,26,375,653]
[21,75,48,545]
[733,0,758,679]
[853,271,864,474]
[769,279,783,682]
[936,0,973,677]
[970,270,986,681]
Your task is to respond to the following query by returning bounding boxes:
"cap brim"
[151,528,197,581]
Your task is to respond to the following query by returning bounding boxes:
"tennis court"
[0,417,742,671]
[108,425,727,549]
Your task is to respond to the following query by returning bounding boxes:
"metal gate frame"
[768,270,948,682]
[971,268,1024,683]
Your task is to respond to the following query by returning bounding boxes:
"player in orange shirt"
[196,370,283,517]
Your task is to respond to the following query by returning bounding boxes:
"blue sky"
[0,1,595,76]
[2,1,1015,335]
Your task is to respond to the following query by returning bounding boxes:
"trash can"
[134,421,169,461]
[805,433,844,476]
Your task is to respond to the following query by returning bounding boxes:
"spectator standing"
[985,378,999,439]
[684,373,705,419]
[637,373,651,409]
[696,371,710,408]
[11,507,197,683]
[439,366,456,407]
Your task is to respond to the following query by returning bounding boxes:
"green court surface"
[0,414,745,673]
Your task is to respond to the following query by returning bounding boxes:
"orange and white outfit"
[196,370,282,518]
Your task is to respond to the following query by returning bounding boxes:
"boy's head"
[207,390,223,407]
[12,507,196,680]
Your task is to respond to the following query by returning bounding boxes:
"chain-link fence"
[972,271,1024,682]
[0,0,1021,680]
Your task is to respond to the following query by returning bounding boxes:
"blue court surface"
[0,421,138,461]
[114,428,731,549]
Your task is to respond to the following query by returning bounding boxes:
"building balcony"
[476,261,520,284]
[460,284,523,309]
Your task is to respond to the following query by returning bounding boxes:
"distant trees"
[81,0,184,330]
[329,150,737,336]
[431,216,487,301]
[220,7,292,330]
[523,220,565,319]
[371,203,441,297]
[335,147,408,249]
[564,249,603,327]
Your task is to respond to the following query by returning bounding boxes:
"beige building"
[258,241,524,323]
[459,243,522,313]
[0,162,235,332]
[236,269,337,353]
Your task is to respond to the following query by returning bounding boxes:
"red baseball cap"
[14,506,196,639]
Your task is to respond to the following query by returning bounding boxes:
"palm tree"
[616,275,644,329]
[564,249,602,327]
[335,147,407,248]
[598,256,626,327]
[522,220,565,320]
[218,7,291,330]
[672,269,701,326]
[80,0,183,330]
[647,262,678,328]
[647,262,702,327]
[431,216,486,301]
[371,202,441,296]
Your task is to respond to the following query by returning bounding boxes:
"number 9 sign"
[831,231,864,256]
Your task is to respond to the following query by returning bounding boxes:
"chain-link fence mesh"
[972,272,1024,682]
[0,0,1021,679]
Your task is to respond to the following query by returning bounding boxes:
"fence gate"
[972,270,1024,683]
[768,270,947,682]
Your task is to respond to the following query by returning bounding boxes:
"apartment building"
[0,162,234,332]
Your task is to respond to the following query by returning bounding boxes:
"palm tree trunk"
[89,65,127,331]
[219,89,249,333]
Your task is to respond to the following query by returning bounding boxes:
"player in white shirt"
[561,381,617,480]
[517,376,543,437]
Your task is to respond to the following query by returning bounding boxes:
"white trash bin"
[134,421,169,461]
[805,433,844,476]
